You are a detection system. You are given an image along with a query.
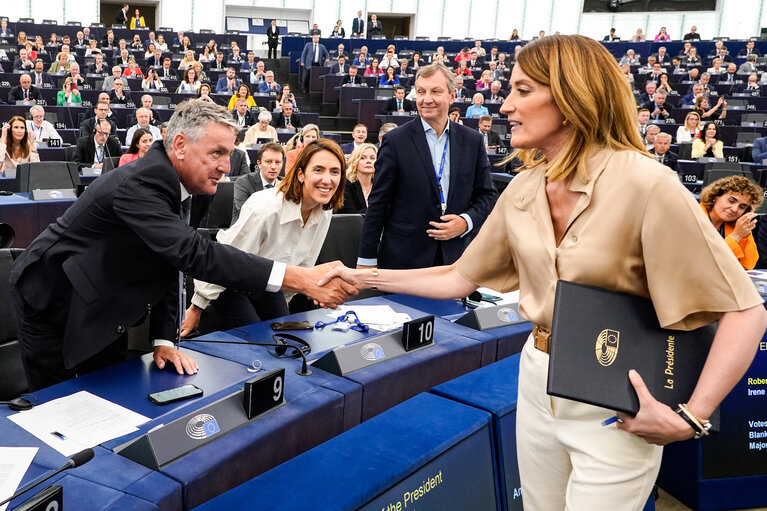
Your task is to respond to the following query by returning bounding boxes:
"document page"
[8,391,149,456]
[0,447,38,511]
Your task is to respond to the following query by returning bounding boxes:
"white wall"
[5,0,767,41]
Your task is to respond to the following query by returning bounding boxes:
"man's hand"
[616,370,695,445]
[153,346,199,375]
[180,304,203,338]
[283,262,358,308]
[427,214,468,241]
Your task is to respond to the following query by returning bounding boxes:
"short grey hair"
[655,132,672,141]
[379,122,398,138]
[29,104,45,115]
[258,110,272,123]
[164,100,238,150]
[415,63,455,93]
[645,124,661,134]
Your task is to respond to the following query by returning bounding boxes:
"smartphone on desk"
[270,321,313,331]
[148,384,203,405]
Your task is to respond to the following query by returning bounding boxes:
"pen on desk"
[602,416,619,427]
[51,431,68,440]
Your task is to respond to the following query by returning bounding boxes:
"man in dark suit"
[216,67,242,94]
[271,101,303,129]
[30,60,54,87]
[381,86,415,114]
[352,10,365,37]
[158,58,177,79]
[7,74,41,103]
[86,53,110,76]
[342,65,364,86]
[467,49,483,69]
[232,97,257,128]
[329,55,350,75]
[482,81,506,102]
[11,102,353,390]
[340,123,368,154]
[300,34,329,93]
[73,118,122,168]
[738,40,762,58]
[358,64,497,270]
[228,147,250,177]
[642,89,670,120]
[649,133,680,172]
[115,3,129,24]
[266,19,280,59]
[13,49,34,72]
[734,73,761,94]
[146,48,164,68]
[367,14,382,37]
[753,135,767,163]
[477,115,503,150]
[232,142,284,222]
[453,76,470,100]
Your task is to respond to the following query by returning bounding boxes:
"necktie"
[398,100,402,110]
[36,74,41,85]
[23,89,28,100]
[265,183,274,189]
[483,133,488,147]
[492,94,496,101]
[285,117,291,127]
[96,145,104,163]
[177,197,192,343]
[314,44,318,63]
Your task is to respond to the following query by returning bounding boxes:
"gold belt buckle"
[533,325,551,354]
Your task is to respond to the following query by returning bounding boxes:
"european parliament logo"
[496,307,519,323]
[595,329,620,367]
[186,414,221,440]
[360,342,385,361]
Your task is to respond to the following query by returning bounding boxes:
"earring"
[562,119,568,126]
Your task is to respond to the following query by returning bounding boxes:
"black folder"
[548,280,717,422]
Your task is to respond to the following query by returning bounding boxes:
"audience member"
[381,86,413,114]
[637,108,650,137]
[177,67,201,93]
[244,111,278,146]
[8,74,41,104]
[29,60,53,87]
[330,55,350,75]
[118,128,153,166]
[196,83,215,103]
[477,115,503,150]
[13,48,34,72]
[73,118,122,168]
[285,124,321,171]
[341,124,369,154]
[272,101,303,130]
[266,20,280,59]
[752,134,767,162]
[618,49,639,66]
[127,108,162,142]
[48,52,71,73]
[87,53,110,76]
[108,78,129,104]
[122,57,145,78]
[676,111,702,142]
[448,107,463,125]
[338,143,377,214]
[352,10,365,37]
[367,14,382,37]
[275,85,296,109]
[738,55,759,76]
[380,49,399,69]
[258,71,281,94]
[56,76,82,105]
[691,121,724,158]
[0,115,39,172]
[643,124,661,150]
[178,50,197,70]
[232,97,257,128]
[453,61,472,77]
[466,93,489,118]
[700,175,763,269]
[364,58,383,76]
[300,34,329,93]
[454,75,470,100]
[227,83,257,110]
[130,8,146,29]
[643,89,670,120]
[141,68,165,91]
[250,60,267,85]
[695,95,727,121]
[656,46,670,64]
[380,66,400,86]
[115,3,129,24]
[0,18,13,37]
[343,65,364,86]
[683,25,701,40]
[232,142,284,222]
[649,132,680,172]
[27,105,62,145]
[79,101,118,137]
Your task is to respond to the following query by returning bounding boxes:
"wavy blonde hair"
[508,35,647,181]
[346,143,378,183]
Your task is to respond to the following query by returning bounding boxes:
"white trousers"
[516,337,662,510]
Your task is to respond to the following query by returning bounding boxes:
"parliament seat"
[0,248,29,400]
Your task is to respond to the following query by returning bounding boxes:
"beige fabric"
[456,146,761,331]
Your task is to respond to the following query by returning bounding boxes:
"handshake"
[284,261,368,308]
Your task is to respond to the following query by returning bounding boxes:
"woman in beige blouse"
[1,116,39,172]
[243,111,278,146]
[321,38,767,510]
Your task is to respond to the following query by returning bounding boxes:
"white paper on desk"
[0,447,38,511]
[8,391,149,457]
[329,305,411,332]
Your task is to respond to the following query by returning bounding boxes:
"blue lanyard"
[95,146,104,163]
[435,134,448,211]
[315,311,369,332]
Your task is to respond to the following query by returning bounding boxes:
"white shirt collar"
[180,183,190,202]
[420,117,450,138]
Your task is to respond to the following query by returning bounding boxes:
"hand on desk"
[427,214,467,241]
[180,304,203,338]
[153,345,199,375]
[616,370,696,445]
[284,261,358,309]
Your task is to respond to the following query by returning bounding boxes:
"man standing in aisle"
[300,34,329,93]
[266,19,280,59]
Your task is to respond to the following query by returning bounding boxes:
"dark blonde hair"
[346,143,378,183]
[278,138,346,211]
[508,34,647,181]
[700,175,763,212]
[6,115,30,159]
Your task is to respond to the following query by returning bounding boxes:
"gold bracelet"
[679,403,711,438]
[370,267,378,290]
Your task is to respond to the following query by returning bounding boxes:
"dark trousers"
[12,288,127,391]
[209,288,289,331]
[302,63,319,92]
[267,41,278,59]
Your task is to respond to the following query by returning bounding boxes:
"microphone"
[0,448,94,506]
[186,337,312,376]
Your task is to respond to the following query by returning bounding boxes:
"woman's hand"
[180,304,203,337]
[0,123,8,144]
[730,211,758,242]
[617,370,696,445]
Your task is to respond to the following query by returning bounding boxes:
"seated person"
[642,89,670,120]
[466,93,489,118]
[338,143,377,214]
[649,132,680,172]
[285,125,321,172]
[232,142,284,222]
[80,101,117,137]
[244,110,279,146]
[682,83,705,106]
[482,80,506,102]
[448,106,463,125]
[13,48,34,72]
[48,52,71,74]
[271,101,303,130]
[232,97,257,128]
[477,115,503,151]
[329,55,350,75]
[379,66,400,86]
[27,105,63,145]
[695,95,727,122]
[0,115,39,172]
[87,53,110,76]
[454,75,470,100]
[141,68,165,91]
[121,57,144,78]
[691,121,724,159]
[453,60,472,77]
[126,108,162,142]
[364,58,383,76]
[343,65,364,86]
[118,128,153,166]
[8,73,41,103]
[381,86,414,114]
[258,71,282,94]
[676,111,702,143]
[734,73,761,94]
[56,76,82,105]
[181,140,345,334]
[341,124,368,154]
[699,175,763,269]
[177,67,201,93]
[476,70,493,91]
[227,83,257,111]
[216,67,242,94]
[72,118,122,168]
[618,49,640,66]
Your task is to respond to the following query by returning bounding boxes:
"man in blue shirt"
[216,67,241,93]
[258,70,281,94]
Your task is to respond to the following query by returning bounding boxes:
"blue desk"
[0,192,74,247]
[192,393,498,511]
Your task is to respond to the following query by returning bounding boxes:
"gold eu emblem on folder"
[595,329,620,367]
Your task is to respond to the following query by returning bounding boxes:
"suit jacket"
[738,48,763,57]
[29,72,54,87]
[359,117,498,269]
[216,76,242,93]
[481,89,506,102]
[329,62,350,74]
[753,136,767,163]
[367,20,383,37]
[8,85,41,103]
[229,148,250,177]
[232,173,281,223]
[352,18,365,35]
[158,66,177,80]
[13,59,34,72]
[454,87,470,100]
[72,133,122,165]
[266,26,280,44]
[115,8,129,24]
[649,149,680,172]
[300,42,329,67]
[381,97,415,114]
[341,74,363,85]
[86,64,110,76]
[340,142,361,154]
[271,112,303,129]
[642,100,670,120]
[79,117,118,138]
[337,179,367,214]
[232,109,257,128]
[479,129,503,148]
[734,83,761,94]
[11,142,273,369]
